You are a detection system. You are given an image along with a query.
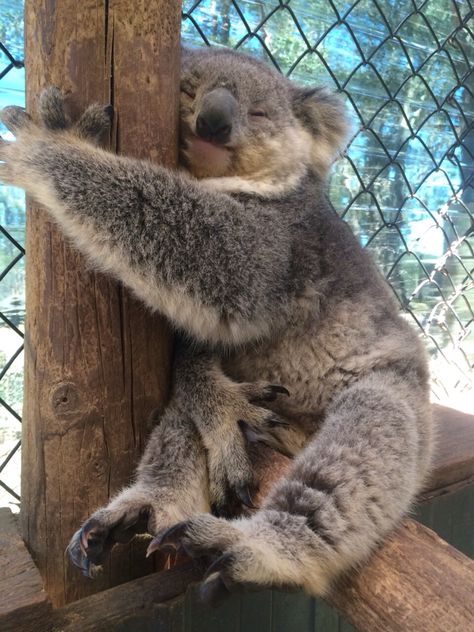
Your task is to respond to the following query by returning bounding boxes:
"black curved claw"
[238,419,259,443]
[267,414,290,428]
[239,419,293,458]
[200,552,237,606]
[269,385,290,397]
[204,551,235,580]
[65,527,100,579]
[146,520,189,557]
[200,572,231,606]
[235,484,256,509]
[250,384,290,404]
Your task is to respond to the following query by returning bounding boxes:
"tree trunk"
[21,0,181,607]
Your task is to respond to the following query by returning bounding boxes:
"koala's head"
[180,47,350,192]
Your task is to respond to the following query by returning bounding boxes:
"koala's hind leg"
[148,370,432,602]
[67,405,209,577]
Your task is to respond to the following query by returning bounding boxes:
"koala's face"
[180,48,349,183]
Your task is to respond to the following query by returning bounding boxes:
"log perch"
[329,519,474,631]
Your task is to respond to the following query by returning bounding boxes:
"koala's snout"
[195,87,236,145]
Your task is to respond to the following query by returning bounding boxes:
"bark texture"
[21,0,181,606]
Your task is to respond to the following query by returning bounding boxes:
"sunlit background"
[1,0,473,509]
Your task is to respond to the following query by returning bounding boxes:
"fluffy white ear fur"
[291,86,352,175]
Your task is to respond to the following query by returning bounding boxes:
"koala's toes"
[239,418,294,458]
[207,442,257,517]
[147,513,238,560]
[147,514,272,606]
[76,104,113,143]
[0,106,32,133]
[38,86,69,130]
[66,504,152,578]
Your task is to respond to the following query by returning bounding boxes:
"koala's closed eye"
[249,109,267,118]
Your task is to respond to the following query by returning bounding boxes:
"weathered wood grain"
[427,405,474,496]
[50,562,203,632]
[328,519,474,632]
[0,508,51,632]
[22,0,180,606]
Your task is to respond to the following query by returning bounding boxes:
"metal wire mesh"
[0,1,473,506]
[0,0,24,507]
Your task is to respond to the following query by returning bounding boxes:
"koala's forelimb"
[0,100,290,347]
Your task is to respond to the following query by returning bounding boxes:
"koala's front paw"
[66,499,153,578]
[206,381,290,516]
[37,86,113,143]
[207,434,255,516]
[0,87,112,145]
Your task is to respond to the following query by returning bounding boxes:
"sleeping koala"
[0,47,433,602]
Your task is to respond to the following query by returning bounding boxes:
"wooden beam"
[427,405,474,496]
[22,0,180,607]
[328,519,474,632]
[51,562,203,632]
[0,509,51,632]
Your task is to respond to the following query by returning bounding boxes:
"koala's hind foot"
[67,407,210,578]
[67,492,154,578]
[146,511,328,605]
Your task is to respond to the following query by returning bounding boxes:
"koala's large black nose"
[196,87,236,145]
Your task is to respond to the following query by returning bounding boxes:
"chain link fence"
[0,0,24,508]
[0,0,473,507]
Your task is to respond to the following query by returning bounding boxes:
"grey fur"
[0,47,433,596]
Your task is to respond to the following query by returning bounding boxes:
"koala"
[0,47,433,603]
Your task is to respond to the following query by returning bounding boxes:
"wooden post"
[21,0,181,607]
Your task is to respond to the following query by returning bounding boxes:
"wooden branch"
[22,0,181,607]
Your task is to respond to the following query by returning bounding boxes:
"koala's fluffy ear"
[291,86,352,176]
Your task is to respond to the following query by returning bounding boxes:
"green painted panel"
[416,484,474,558]
[449,485,474,558]
[239,589,273,630]
[184,584,241,632]
[271,589,314,632]
[314,599,340,631]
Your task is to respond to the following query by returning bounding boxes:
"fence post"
[21,0,181,607]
